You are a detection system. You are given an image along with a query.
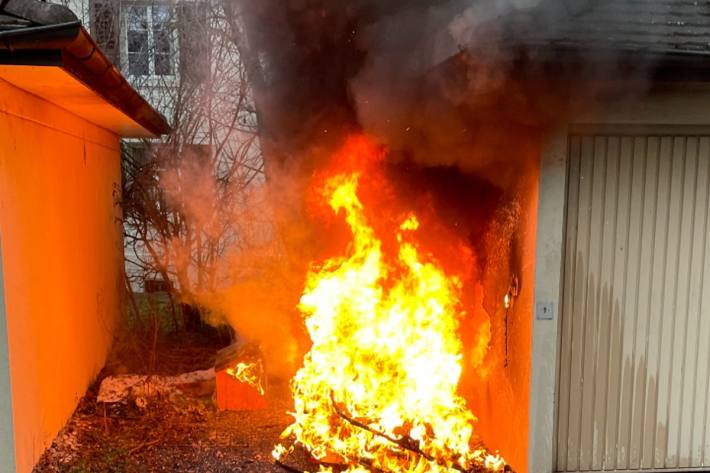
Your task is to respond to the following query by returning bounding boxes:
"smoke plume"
[157,0,663,378]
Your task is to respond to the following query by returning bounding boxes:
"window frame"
[121,2,180,83]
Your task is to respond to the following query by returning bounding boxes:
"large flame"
[276,139,504,472]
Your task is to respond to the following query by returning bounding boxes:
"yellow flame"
[226,361,265,395]
[276,173,504,472]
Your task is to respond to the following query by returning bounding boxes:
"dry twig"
[128,435,164,455]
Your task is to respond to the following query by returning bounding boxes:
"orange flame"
[275,138,504,472]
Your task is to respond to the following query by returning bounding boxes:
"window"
[126,4,175,77]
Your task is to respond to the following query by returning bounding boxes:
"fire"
[275,138,505,472]
[226,361,265,395]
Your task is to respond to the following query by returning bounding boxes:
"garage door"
[556,133,710,471]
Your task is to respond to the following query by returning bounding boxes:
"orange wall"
[0,78,122,473]
[464,153,541,473]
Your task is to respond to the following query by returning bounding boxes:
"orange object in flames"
[216,346,267,410]
[274,137,505,472]
[216,368,267,410]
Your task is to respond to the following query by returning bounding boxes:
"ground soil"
[33,330,301,473]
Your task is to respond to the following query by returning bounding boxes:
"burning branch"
[273,439,389,473]
[273,459,305,473]
[329,392,484,473]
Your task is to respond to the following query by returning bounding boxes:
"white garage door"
[556,133,710,472]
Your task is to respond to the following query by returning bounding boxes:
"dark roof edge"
[0,23,170,136]
[524,45,710,82]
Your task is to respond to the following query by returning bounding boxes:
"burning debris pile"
[272,138,505,473]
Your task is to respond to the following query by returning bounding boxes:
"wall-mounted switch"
[536,301,554,320]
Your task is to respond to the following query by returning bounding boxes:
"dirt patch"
[33,328,303,473]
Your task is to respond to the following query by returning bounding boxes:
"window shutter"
[90,0,120,65]
[178,2,210,83]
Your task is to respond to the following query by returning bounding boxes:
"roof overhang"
[0,64,156,137]
[0,23,170,137]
